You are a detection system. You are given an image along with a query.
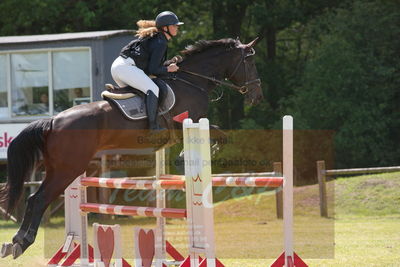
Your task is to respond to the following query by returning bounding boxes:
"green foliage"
[286,0,400,167]
[0,0,398,168]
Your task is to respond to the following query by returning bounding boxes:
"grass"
[0,172,399,266]
[335,172,400,217]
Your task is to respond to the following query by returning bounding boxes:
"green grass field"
[0,172,399,267]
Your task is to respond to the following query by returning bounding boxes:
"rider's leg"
[111,56,165,131]
[111,57,159,95]
[145,90,165,131]
[111,56,129,88]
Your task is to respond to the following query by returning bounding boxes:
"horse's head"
[178,38,263,105]
[227,38,263,105]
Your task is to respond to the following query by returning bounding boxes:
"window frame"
[0,47,92,122]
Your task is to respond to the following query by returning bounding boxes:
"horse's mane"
[181,38,240,56]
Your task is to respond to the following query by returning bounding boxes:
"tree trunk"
[265,26,276,61]
[212,1,225,38]
[211,1,252,129]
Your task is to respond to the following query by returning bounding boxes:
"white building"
[0,30,135,173]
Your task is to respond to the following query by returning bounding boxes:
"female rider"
[111,11,183,133]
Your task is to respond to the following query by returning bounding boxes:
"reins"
[172,73,224,102]
[179,69,250,93]
[170,47,261,96]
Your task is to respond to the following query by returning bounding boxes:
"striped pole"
[80,203,187,219]
[80,176,283,189]
[80,177,185,190]
[211,177,283,187]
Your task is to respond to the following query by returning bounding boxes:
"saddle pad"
[104,85,175,120]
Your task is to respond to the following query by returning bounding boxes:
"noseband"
[227,47,261,94]
[177,47,261,95]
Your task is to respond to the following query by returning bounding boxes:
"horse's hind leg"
[1,171,46,258]
[10,167,79,259]
[1,189,39,258]
[9,182,47,258]
[1,187,47,258]
[3,186,45,257]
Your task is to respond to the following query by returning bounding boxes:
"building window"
[53,51,90,112]
[11,53,49,117]
[0,55,8,118]
[0,48,91,120]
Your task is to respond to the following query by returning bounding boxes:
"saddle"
[101,78,175,121]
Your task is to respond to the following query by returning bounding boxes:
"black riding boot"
[146,91,166,134]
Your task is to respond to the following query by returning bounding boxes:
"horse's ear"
[246,37,259,48]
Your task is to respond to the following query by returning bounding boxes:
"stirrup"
[105,84,116,90]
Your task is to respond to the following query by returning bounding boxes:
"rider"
[111,11,183,133]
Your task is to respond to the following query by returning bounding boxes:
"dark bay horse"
[0,38,263,259]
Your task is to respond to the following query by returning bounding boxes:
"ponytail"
[136,20,158,38]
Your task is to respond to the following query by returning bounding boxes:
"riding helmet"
[155,11,184,28]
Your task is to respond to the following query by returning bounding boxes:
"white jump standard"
[47,116,307,267]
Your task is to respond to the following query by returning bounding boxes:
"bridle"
[174,47,261,95]
[227,47,261,94]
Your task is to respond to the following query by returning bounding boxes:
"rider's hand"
[167,63,179,72]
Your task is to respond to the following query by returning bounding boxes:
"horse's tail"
[0,118,53,216]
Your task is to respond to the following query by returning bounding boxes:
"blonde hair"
[136,20,158,38]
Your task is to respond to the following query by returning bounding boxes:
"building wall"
[0,34,137,102]
[0,31,134,165]
[94,34,135,100]
[0,39,96,122]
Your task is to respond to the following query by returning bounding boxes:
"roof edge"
[0,30,136,45]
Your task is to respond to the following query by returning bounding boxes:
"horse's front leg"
[173,124,227,174]
[209,124,227,157]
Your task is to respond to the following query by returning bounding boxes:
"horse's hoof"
[0,242,13,258]
[12,243,23,259]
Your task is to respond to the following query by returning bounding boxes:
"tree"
[286,0,400,167]
[207,0,257,129]
[0,0,174,35]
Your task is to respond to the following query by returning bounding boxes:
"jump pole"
[155,148,167,267]
[49,116,305,267]
[271,115,307,267]
[283,115,294,266]
[47,174,94,267]
[181,118,221,267]
[50,118,220,267]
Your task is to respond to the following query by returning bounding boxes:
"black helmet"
[155,11,184,28]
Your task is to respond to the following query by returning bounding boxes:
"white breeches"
[111,56,159,97]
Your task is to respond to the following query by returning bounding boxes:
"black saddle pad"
[102,80,175,121]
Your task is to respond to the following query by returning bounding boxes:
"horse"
[0,37,263,259]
